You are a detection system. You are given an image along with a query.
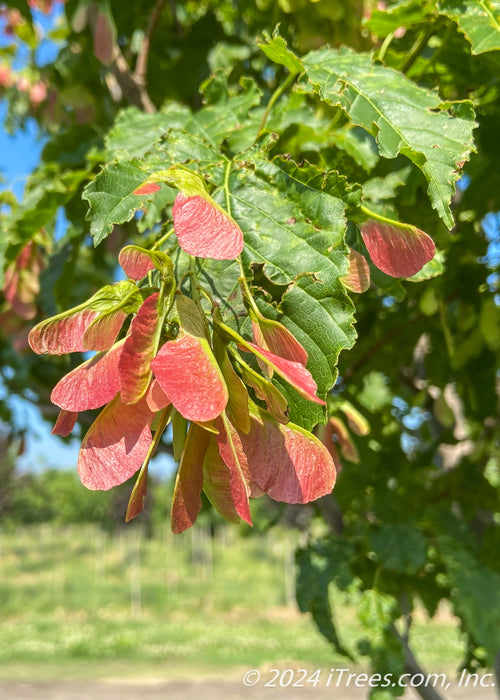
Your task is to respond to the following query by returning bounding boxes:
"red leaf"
[3,241,43,321]
[119,293,159,404]
[51,340,123,412]
[240,408,336,503]
[252,317,308,368]
[125,464,149,522]
[146,379,171,412]
[119,247,156,280]
[82,309,127,351]
[316,422,344,475]
[133,183,161,196]
[328,417,359,463]
[239,362,289,424]
[52,409,78,437]
[214,415,252,525]
[172,192,244,260]
[217,344,250,434]
[203,436,242,524]
[29,308,99,355]
[342,248,371,293]
[360,220,435,278]
[93,10,114,65]
[240,341,325,405]
[171,423,211,534]
[78,395,154,490]
[152,333,228,422]
[118,245,174,281]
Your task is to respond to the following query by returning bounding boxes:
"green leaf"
[369,523,427,574]
[358,589,399,630]
[3,169,89,262]
[105,105,190,158]
[201,157,357,429]
[480,296,500,350]
[296,538,355,658]
[105,79,262,160]
[301,47,476,228]
[258,30,304,75]
[83,158,172,245]
[438,0,500,54]
[438,536,500,663]
[333,126,380,172]
[407,248,445,281]
[365,0,436,37]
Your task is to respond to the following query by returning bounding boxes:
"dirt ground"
[0,679,497,700]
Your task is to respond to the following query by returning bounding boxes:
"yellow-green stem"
[237,258,261,318]
[216,319,275,373]
[152,227,175,251]
[256,70,298,140]
[360,205,414,232]
[377,32,395,63]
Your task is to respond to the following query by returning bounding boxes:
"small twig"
[134,0,167,87]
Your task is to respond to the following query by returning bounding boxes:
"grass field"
[0,523,464,681]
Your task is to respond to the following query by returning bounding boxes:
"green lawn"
[0,523,464,680]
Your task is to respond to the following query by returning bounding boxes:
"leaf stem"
[189,255,202,308]
[377,32,395,63]
[256,70,298,140]
[152,227,175,251]
[237,258,261,318]
[399,23,436,75]
[223,159,233,217]
[360,205,414,232]
[188,256,211,334]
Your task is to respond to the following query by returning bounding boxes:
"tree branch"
[109,46,155,113]
[391,624,446,700]
[134,0,167,87]
[88,4,158,113]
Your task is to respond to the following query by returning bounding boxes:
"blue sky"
[0,6,176,478]
[0,97,173,478]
